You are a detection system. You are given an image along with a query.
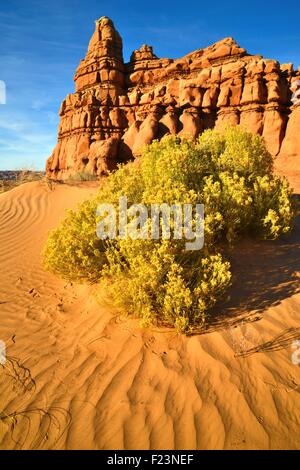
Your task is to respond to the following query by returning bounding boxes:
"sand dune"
[0,180,300,450]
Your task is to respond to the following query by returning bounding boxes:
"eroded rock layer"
[46,16,300,179]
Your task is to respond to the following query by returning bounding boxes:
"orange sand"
[0,179,300,450]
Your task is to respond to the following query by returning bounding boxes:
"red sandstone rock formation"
[46,16,300,179]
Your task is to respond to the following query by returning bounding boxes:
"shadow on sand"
[234,327,300,358]
[190,208,300,336]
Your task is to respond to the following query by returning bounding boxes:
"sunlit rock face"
[46,17,300,179]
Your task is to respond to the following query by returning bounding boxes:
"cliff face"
[46,16,300,179]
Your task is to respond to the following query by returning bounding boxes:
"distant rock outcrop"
[46,16,300,179]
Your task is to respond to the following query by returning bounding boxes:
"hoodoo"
[46,16,300,179]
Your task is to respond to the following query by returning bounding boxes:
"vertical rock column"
[46,17,127,179]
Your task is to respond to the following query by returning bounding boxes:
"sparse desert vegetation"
[0,170,46,193]
[44,127,295,332]
[1,130,299,450]
[2,7,300,452]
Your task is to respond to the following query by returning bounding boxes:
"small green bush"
[102,240,231,331]
[43,126,294,332]
[44,199,107,282]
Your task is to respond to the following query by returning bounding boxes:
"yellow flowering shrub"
[102,239,231,332]
[43,198,107,282]
[43,126,294,332]
[251,175,293,238]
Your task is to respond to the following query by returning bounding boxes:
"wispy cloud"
[0,110,57,169]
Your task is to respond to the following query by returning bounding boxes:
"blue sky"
[0,0,300,170]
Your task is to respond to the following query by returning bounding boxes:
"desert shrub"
[196,126,273,177]
[68,171,98,181]
[102,239,231,331]
[43,198,107,282]
[251,175,293,238]
[43,126,294,332]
